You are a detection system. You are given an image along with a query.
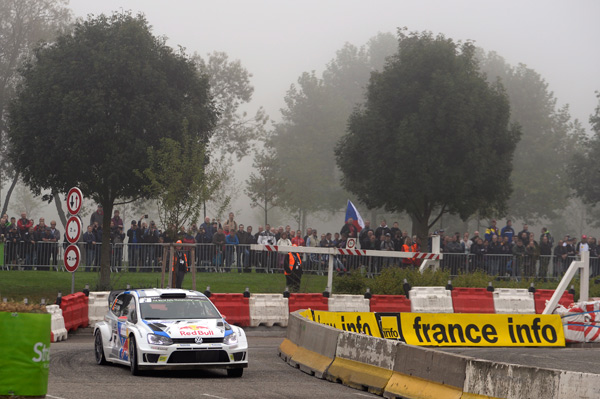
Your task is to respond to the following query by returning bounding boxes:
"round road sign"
[66,216,82,244]
[346,238,356,249]
[63,245,81,273]
[66,187,83,215]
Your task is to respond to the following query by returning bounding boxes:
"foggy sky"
[69,0,600,129]
[25,0,600,232]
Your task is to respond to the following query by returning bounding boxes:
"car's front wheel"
[227,368,243,378]
[94,330,107,365]
[129,335,140,376]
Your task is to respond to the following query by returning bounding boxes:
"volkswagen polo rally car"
[94,288,248,377]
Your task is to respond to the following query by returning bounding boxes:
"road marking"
[202,394,229,399]
[47,395,68,399]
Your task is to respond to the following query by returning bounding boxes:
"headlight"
[147,334,173,345]
[223,332,238,345]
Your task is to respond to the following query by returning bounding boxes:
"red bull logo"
[179,325,215,336]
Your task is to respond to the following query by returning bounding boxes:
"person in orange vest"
[173,240,188,288]
[401,236,419,268]
[284,244,302,292]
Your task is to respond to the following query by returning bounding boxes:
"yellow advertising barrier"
[401,313,565,347]
[312,310,382,337]
[301,309,565,347]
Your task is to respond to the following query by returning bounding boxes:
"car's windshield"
[139,297,221,320]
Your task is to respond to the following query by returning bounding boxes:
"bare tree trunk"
[52,188,67,229]
[1,172,19,216]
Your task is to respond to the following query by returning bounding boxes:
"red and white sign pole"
[65,187,84,293]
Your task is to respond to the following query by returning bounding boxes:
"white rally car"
[94,288,248,377]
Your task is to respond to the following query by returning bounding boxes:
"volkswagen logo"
[194,337,203,344]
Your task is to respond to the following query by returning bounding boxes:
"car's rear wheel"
[129,335,140,375]
[227,368,243,378]
[94,330,107,365]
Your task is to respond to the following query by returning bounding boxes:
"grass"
[0,270,329,303]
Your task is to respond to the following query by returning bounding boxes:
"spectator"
[576,235,589,254]
[236,224,251,272]
[540,227,553,247]
[83,225,96,272]
[90,204,103,228]
[374,220,391,240]
[245,225,256,273]
[17,212,32,234]
[517,224,530,244]
[501,220,515,242]
[127,220,142,272]
[539,235,552,279]
[223,212,237,234]
[512,238,526,279]
[34,218,50,269]
[225,229,239,271]
[340,217,358,238]
[212,227,226,270]
[470,237,486,271]
[111,210,123,228]
[291,230,305,246]
[460,232,472,254]
[22,226,36,269]
[484,219,499,242]
[359,220,373,249]
[553,239,568,277]
[111,223,125,272]
[48,220,60,269]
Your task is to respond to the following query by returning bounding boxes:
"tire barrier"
[534,289,574,314]
[281,311,600,399]
[369,295,411,313]
[288,293,329,313]
[328,294,370,312]
[249,294,289,327]
[46,304,68,342]
[209,293,250,327]
[59,292,89,332]
[492,288,535,314]
[451,288,495,314]
[556,300,600,343]
[409,286,454,313]
[87,291,110,327]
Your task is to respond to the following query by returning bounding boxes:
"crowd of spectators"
[1,208,598,279]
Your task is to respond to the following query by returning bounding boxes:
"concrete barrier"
[327,332,396,395]
[409,286,454,313]
[286,312,341,378]
[493,288,535,314]
[249,294,289,327]
[88,291,110,327]
[47,304,67,342]
[328,294,370,312]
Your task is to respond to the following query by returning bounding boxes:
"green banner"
[0,312,51,396]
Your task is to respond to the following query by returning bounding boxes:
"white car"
[94,288,248,377]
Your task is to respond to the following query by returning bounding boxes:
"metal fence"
[1,241,598,279]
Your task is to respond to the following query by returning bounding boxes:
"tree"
[7,13,216,289]
[0,0,71,216]
[478,51,582,221]
[271,33,397,229]
[568,92,600,211]
[142,131,217,239]
[245,143,286,226]
[8,183,43,218]
[335,30,521,241]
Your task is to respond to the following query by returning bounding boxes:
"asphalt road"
[48,332,379,399]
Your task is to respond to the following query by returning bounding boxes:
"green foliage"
[478,51,582,221]
[7,12,216,289]
[568,92,600,211]
[272,33,398,222]
[143,132,216,230]
[245,143,287,226]
[336,31,521,241]
[333,270,369,294]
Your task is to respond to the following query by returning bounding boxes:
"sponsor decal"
[32,342,50,364]
[401,313,565,347]
[375,313,403,341]
[179,325,215,336]
[299,309,314,320]
[312,311,381,337]
[158,355,168,362]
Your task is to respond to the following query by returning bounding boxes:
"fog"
[10,0,600,235]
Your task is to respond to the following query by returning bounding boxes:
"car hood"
[143,319,228,339]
